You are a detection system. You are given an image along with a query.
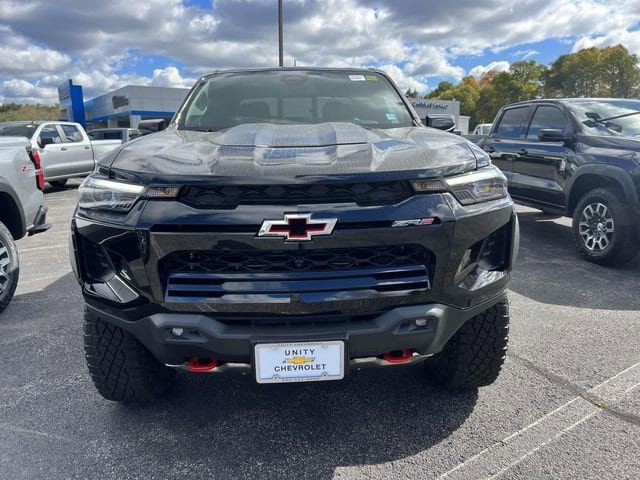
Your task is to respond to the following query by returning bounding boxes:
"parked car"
[88,128,142,143]
[481,98,640,265]
[473,123,493,135]
[0,136,50,313]
[72,68,518,402]
[137,118,169,134]
[464,123,493,144]
[0,121,121,188]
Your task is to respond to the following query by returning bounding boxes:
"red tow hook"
[383,349,413,364]
[187,357,218,372]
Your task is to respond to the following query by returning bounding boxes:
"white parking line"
[439,361,640,480]
[20,244,67,253]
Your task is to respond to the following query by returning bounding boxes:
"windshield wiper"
[584,110,640,128]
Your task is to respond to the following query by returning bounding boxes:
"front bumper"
[72,189,518,369]
[27,205,51,236]
[86,293,507,366]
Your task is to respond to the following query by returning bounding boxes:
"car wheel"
[49,179,68,189]
[572,188,639,266]
[84,307,176,402]
[0,221,19,314]
[426,300,509,390]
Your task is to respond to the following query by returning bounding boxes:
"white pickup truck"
[0,121,121,188]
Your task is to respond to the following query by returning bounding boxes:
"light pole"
[278,0,284,67]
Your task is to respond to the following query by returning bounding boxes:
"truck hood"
[106,123,483,182]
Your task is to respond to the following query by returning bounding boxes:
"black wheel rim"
[0,239,10,297]
[578,202,614,252]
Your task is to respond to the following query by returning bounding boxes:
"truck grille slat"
[179,181,413,209]
[161,245,434,305]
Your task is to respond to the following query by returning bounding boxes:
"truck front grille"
[161,245,433,304]
[179,181,412,209]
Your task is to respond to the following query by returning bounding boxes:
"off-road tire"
[49,179,68,189]
[426,300,509,390]
[84,308,175,402]
[0,221,19,314]
[572,188,639,266]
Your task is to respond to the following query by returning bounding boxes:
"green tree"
[0,103,60,121]
[599,45,640,97]
[426,81,455,99]
[544,45,640,98]
[473,62,546,124]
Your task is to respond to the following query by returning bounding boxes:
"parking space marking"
[439,360,640,480]
[0,422,75,443]
[20,244,67,253]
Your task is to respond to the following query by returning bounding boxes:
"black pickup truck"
[71,68,518,402]
[481,98,640,265]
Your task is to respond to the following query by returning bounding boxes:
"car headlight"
[411,167,508,205]
[78,176,180,213]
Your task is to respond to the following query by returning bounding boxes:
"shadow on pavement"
[2,272,478,479]
[108,369,477,479]
[510,210,640,310]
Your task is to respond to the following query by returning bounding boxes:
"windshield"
[568,100,640,138]
[178,70,414,132]
[0,123,37,139]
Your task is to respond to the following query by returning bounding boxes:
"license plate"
[254,341,345,384]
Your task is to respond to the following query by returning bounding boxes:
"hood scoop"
[214,122,377,147]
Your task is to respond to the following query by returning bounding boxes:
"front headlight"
[78,177,180,213]
[411,167,508,205]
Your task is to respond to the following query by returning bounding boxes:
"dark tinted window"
[495,107,528,138]
[526,106,570,139]
[179,71,414,132]
[101,131,123,140]
[39,125,62,145]
[61,124,83,142]
[88,131,103,140]
[0,123,38,139]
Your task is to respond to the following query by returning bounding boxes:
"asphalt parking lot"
[1,179,639,480]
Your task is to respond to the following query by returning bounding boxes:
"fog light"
[415,318,428,327]
[171,327,184,337]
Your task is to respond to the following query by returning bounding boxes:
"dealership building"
[409,99,469,134]
[58,79,190,129]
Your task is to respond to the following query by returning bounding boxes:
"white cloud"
[469,61,511,79]
[0,79,57,104]
[513,49,540,60]
[572,29,640,57]
[0,0,640,104]
[149,66,195,88]
[377,64,428,94]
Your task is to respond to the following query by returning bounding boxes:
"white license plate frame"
[254,340,345,384]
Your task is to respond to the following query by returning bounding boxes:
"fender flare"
[566,164,639,212]
[0,179,27,239]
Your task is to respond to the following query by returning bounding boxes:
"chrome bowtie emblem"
[258,213,337,242]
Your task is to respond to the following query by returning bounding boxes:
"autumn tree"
[544,45,640,98]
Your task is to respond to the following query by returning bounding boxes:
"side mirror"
[425,114,455,132]
[538,129,572,142]
[39,137,54,148]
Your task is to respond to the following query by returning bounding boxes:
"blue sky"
[0,1,638,103]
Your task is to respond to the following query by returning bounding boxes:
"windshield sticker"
[365,75,378,81]
[349,75,366,81]
[385,113,399,122]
